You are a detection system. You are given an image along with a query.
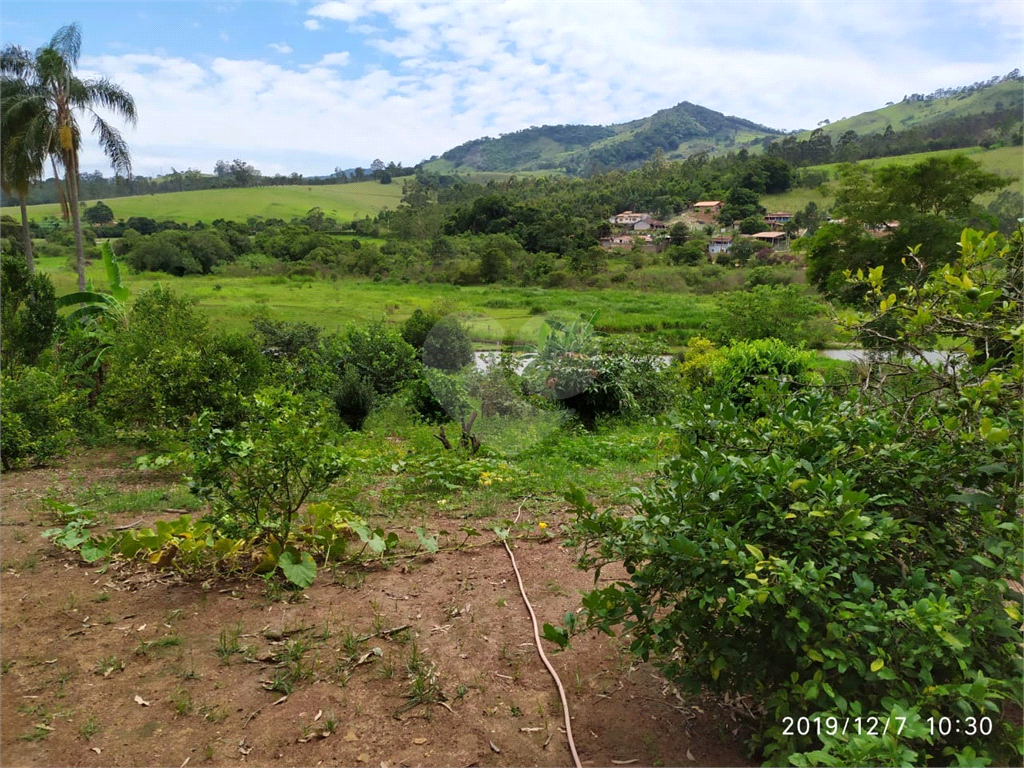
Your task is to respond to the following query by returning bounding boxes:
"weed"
[136,635,181,656]
[166,608,183,623]
[204,744,214,761]
[94,655,124,677]
[495,597,507,608]
[455,683,468,700]
[19,726,51,742]
[342,629,361,658]
[78,716,101,740]
[1,659,14,675]
[263,574,284,603]
[268,668,294,695]
[170,688,194,716]
[93,592,110,603]
[216,625,241,664]
[323,710,339,733]
[407,642,425,675]
[374,653,396,680]
[510,705,523,717]
[201,705,229,724]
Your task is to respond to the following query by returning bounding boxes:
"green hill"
[424,101,782,174]
[1,181,405,224]
[800,79,1023,140]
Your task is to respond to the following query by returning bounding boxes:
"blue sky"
[2,1,1021,177]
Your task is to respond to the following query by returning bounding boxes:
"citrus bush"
[564,228,1023,766]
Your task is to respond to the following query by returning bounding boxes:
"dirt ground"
[0,450,754,768]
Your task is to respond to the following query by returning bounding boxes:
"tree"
[0,253,58,368]
[1,24,137,290]
[0,77,46,272]
[83,200,113,225]
[667,221,690,247]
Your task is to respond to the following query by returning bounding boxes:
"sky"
[1,0,1022,178]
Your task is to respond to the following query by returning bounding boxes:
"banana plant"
[56,241,131,327]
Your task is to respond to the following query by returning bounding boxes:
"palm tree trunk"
[51,156,70,222]
[18,197,34,274]
[65,151,87,291]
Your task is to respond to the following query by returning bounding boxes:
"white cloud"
[315,51,350,67]
[308,1,365,22]
[219,32,230,42]
[268,42,293,54]
[73,1,1024,177]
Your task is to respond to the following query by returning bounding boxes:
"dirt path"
[0,451,753,767]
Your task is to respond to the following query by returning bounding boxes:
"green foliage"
[100,287,267,432]
[342,321,419,397]
[189,387,347,554]
[422,314,474,371]
[0,368,74,469]
[523,317,673,427]
[83,201,114,225]
[565,228,1023,766]
[706,284,829,347]
[678,337,821,405]
[0,254,58,368]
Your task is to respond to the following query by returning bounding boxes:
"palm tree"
[1,23,137,290]
[0,78,47,272]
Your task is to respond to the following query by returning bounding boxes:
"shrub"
[342,322,419,396]
[422,314,474,371]
[1,255,59,368]
[189,387,346,553]
[706,284,828,347]
[100,287,267,433]
[563,228,1024,766]
[0,368,74,469]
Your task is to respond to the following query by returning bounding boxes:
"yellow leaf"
[870,659,884,672]
[961,273,973,290]
[807,649,825,663]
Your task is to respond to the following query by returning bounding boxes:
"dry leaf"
[344,731,358,742]
[314,710,322,721]
[180,758,190,768]
[273,695,288,706]
[134,694,150,707]
[356,753,369,763]
[686,749,696,762]
[489,740,501,754]
[610,761,638,766]
[90,747,102,755]
[413,737,427,745]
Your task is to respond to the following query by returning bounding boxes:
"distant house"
[751,232,789,250]
[708,235,733,255]
[633,218,667,231]
[609,211,650,226]
[764,212,792,229]
[693,201,723,216]
[601,233,639,249]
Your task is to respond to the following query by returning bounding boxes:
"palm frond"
[48,23,82,65]
[83,78,137,124]
[0,45,34,78]
[92,116,132,177]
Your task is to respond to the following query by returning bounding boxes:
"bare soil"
[0,450,754,767]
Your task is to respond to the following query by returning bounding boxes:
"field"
[762,144,1023,213]
[36,255,722,345]
[1,181,406,224]
[0,432,754,768]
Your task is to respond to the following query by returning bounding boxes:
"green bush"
[100,287,267,433]
[0,368,74,469]
[706,284,828,347]
[342,321,419,396]
[422,314,474,371]
[679,337,821,407]
[1,255,59,369]
[189,387,346,548]
[563,228,1024,766]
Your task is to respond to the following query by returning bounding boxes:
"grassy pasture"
[2,180,406,224]
[36,255,720,344]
